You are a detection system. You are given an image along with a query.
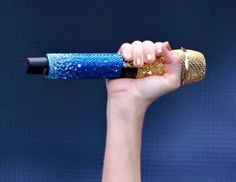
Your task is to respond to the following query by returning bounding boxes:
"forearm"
[102,94,147,182]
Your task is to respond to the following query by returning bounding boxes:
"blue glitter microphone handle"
[46,53,124,79]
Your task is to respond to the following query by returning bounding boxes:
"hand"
[104,41,181,182]
[106,40,181,108]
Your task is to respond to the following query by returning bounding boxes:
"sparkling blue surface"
[46,53,124,79]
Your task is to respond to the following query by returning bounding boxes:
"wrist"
[107,92,150,111]
[106,93,148,130]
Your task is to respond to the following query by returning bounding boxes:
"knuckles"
[120,43,130,49]
[120,40,157,51]
[143,40,154,45]
[131,40,142,46]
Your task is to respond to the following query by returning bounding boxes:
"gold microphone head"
[173,48,206,85]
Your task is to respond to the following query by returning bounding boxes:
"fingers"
[154,42,162,57]
[117,41,180,79]
[132,40,146,67]
[118,43,133,61]
[118,40,158,67]
[142,40,155,63]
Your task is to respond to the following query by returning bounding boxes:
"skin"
[102,40,181,182]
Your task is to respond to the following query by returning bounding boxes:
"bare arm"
[103,95,146,182]
[102,40,181,182]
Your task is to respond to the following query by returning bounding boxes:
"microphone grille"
[173,49,206,85]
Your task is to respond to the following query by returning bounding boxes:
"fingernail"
[147,54,152,61]
[136,57,141,65]
[126,53,132,59]
[165,41,172,51]
[157,48,161,54]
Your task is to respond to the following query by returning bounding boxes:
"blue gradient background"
[0,0,235,181]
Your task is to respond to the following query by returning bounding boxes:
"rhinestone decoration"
[46,53,124,79]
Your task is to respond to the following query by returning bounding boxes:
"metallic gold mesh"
[131,49,206,85]
[173,49,206,84]
[136,57,166,78]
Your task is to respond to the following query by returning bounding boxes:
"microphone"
[25,48,206,85]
